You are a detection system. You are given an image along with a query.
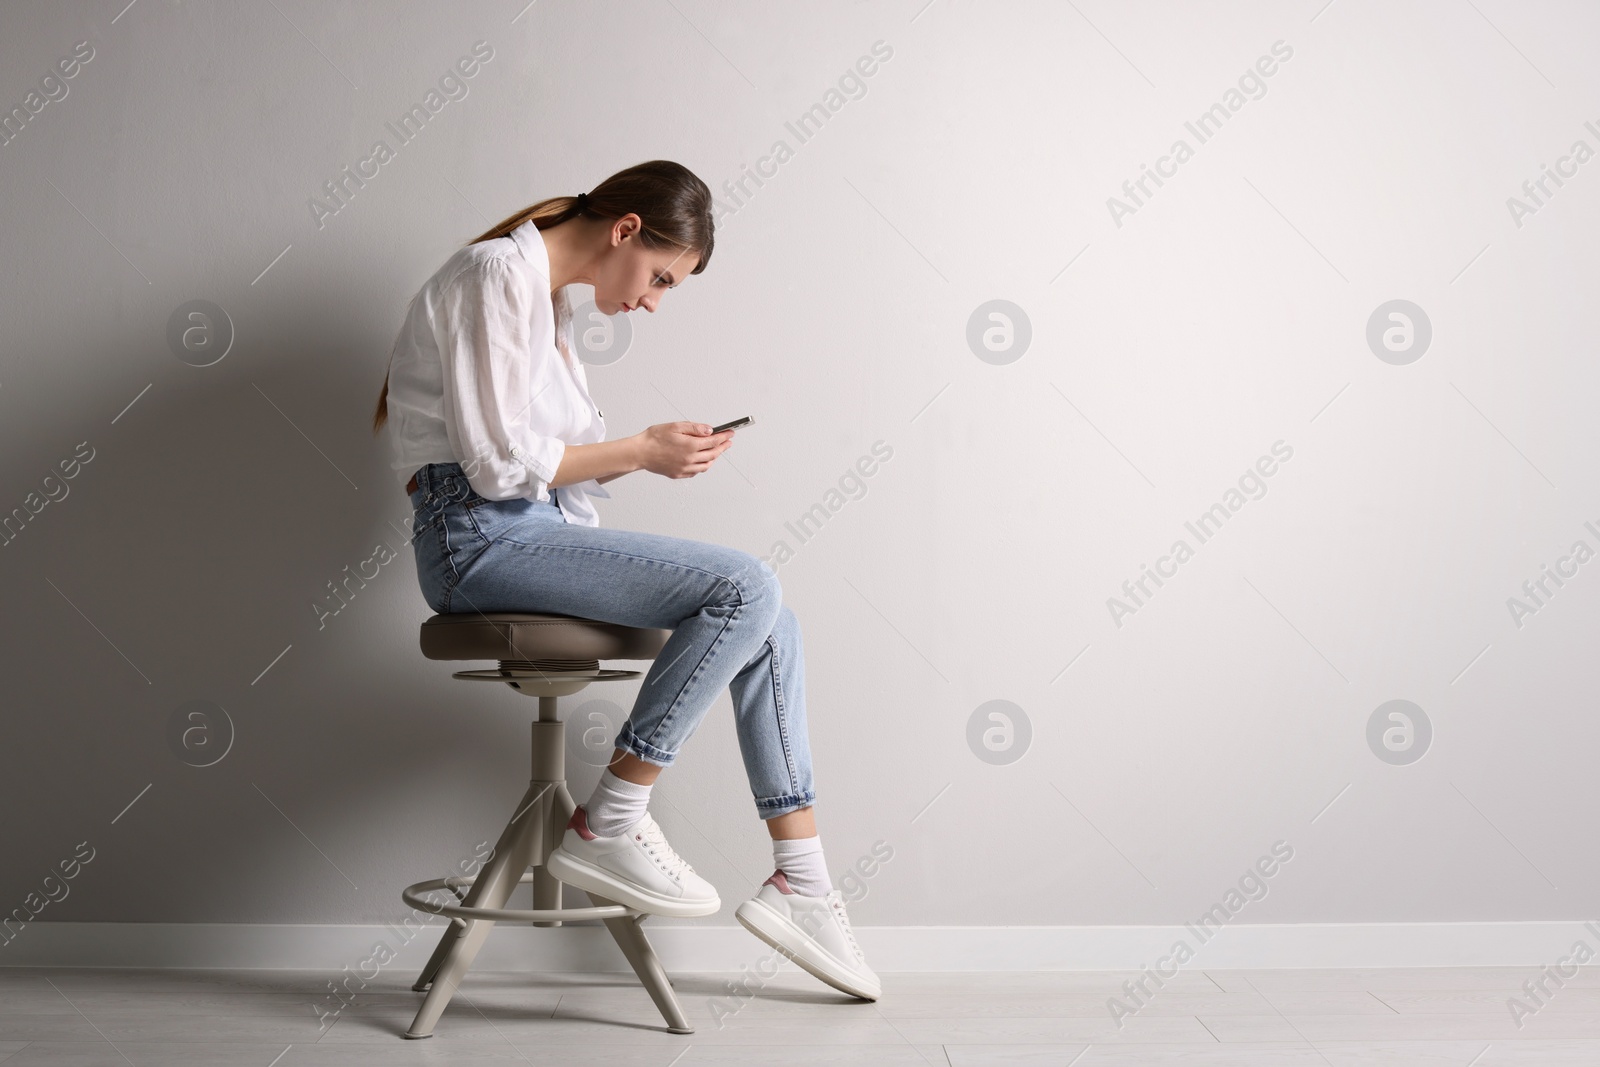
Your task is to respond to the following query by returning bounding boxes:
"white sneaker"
[734,870,881,1000]
[545,806,721,918]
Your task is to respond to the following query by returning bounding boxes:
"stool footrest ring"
[402,871,641,923]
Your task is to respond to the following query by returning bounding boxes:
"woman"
[373,160,878,1000]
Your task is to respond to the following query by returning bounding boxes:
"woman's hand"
[634,421,734,479]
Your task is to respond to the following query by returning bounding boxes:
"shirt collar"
[508,217,550,281]
[509,216,570,334]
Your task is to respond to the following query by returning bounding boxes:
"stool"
[399,611,686,1039]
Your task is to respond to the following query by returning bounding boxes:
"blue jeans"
[406,462,815,820]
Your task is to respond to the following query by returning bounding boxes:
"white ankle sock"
[773,834,832,897]
[585,768,652,838]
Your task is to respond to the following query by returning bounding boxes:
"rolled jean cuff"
[755,791,816,820]
[614,723,677,767]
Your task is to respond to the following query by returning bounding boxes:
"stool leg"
[410,782,552,994]
[409,917,460,994]
[404,781,549,1039]
[586,890,695,1034]
[551,782,693,1034]
[530,867,563,927]
[530,772,569,927]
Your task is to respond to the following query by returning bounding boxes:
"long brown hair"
[372,159,714,432]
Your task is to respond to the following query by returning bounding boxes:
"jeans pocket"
[410,478,459,538]
[409,492,439,538]
[462,494,543,545]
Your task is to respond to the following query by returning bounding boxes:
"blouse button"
[510,446,524,459]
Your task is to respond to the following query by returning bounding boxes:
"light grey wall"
[3,0,1597,937]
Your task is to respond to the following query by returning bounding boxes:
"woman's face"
[596,214,699,316]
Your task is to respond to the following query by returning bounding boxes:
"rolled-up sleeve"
[438,257,566,501]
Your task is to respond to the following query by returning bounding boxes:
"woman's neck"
[541,218,602,293]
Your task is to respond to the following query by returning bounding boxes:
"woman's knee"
[717,548,782,620]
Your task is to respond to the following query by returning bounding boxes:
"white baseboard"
[2,920,1596,971]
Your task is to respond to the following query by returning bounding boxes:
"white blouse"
[381,218,611,527]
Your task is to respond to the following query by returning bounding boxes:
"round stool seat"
[420,612,670,663]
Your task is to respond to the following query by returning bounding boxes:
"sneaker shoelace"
[635,817,695,880]
[828,893,865,961]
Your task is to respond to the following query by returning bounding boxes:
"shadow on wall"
[0,323,548,925]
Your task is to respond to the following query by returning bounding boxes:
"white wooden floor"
[3,965,1599,1065]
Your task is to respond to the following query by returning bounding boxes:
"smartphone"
[711,416,754,433]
